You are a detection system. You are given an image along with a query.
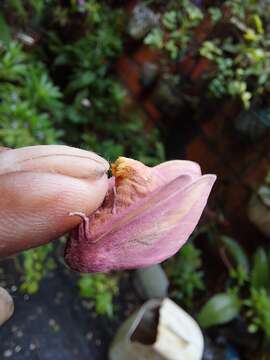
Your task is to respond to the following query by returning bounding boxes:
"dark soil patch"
[0,263,141,360]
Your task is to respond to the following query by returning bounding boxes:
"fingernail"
[0,145,109,180]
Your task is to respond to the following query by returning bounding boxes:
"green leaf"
[246,288,270,339]
[96,292,113,317]
[251,247,270,290]
[162,11,177,31]
[9,0,27,19]
[144,28,164,49]
[221,236,249,274]
[0,12,11,45]
[253,14,264,34]
[197,292,241,328]
[208,7,222,23]
[78,274,118,317]
[200,41,222,61]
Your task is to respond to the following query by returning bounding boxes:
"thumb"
[0,145,109,257]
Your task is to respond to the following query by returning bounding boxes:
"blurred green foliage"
[245,288,270,339]
[20,244,56,294]
[0,42,62,147]
[144,0,203,59]
[144,0,270,108]
[198,237,270,344]
[198,289,241,328]
[78,274,118,317]
[0,0,164,315]
[166,242,205,309]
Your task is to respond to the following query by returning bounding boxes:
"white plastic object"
[109,298,204,360]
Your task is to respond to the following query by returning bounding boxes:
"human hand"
[0,145,109,325]
[0,145,109,257]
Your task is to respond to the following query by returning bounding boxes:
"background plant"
[20,244,56,295]
[198,0,270,108]
[0,41,62,147]
[144,0,203,60]
[197,236,270,345]
[143,0,270,108]
[78,274,118,317]
[166,241,205,309]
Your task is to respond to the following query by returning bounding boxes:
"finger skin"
[0,287,14,326]
[0,146,109,257]
[0,145,109,178]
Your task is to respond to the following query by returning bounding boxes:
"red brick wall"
[116,2,270,246]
